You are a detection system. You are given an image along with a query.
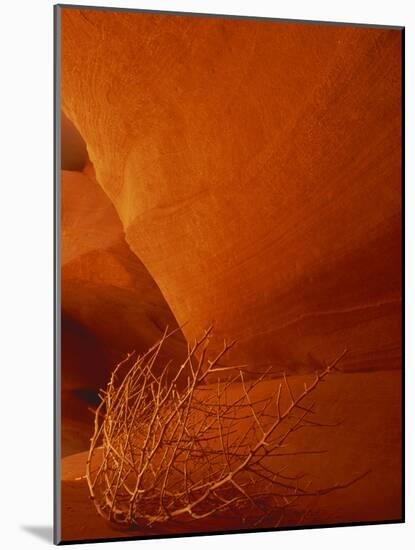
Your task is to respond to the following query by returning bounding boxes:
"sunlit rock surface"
[61,8,402,372]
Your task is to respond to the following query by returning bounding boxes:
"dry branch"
[86,327,362,529]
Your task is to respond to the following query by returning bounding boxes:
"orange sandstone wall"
[61,165,187,375]
[61,9,402,372]
[60,165,187,454]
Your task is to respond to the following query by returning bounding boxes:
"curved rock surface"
[61,8,402,372]
[61,165,187,454]
[61,165,187,369]
[61,110,88,171]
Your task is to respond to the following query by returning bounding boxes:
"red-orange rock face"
[60,164,187,454]
[61,9,402,372]
[61,164,187,375]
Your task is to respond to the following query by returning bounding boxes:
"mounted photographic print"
[54,4,404,544]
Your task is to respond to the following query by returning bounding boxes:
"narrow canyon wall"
[61,165,187,376]
[61,9,402,372]
[61,164,187,454]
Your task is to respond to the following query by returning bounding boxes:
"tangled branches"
[86,327,357,530]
